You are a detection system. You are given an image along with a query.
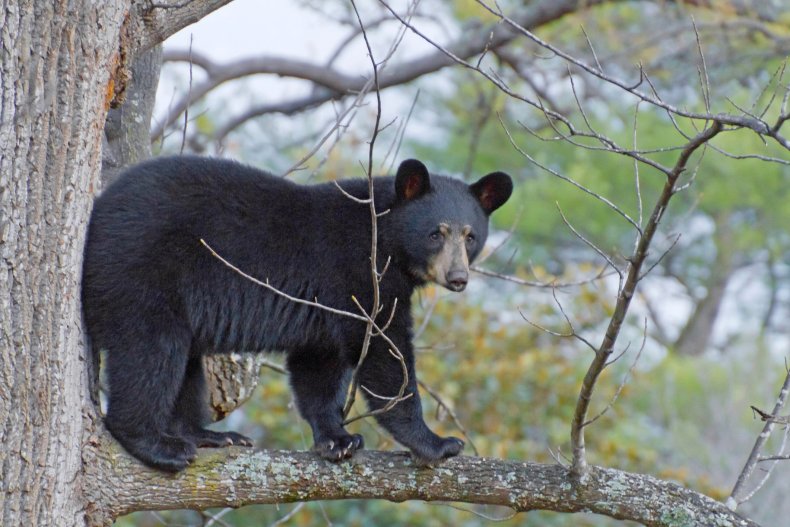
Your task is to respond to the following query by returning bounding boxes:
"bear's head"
[388,159,512,292]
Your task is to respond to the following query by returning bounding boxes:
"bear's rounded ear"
[470,172,513,215]
[395,159,431,202]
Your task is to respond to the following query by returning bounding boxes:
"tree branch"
[151,50,362,140]
[728,366,790,508]
[84,436,758,527]
[134,0,236,57]
[154,0,608,142]
[102,45,162,187]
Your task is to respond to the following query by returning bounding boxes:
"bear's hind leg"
[287,348,363,461]
[104,327,197,472]
[170,353,253,448]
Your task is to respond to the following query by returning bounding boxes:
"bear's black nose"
[446,270,468,291]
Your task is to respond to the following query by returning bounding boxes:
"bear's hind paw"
[411,436,464,467]
[187,428,253,448]
[130,435,198,473]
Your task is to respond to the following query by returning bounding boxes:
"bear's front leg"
[286,348,364,461]
[358,339,464,466]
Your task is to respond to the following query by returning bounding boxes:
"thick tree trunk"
[102,45,163,188]
[0,2,128,525]
[0,1,234,525]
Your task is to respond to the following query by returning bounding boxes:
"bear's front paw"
[314,433,364,461]
[411,436,464,467]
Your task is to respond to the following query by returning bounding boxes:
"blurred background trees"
[117,0,789,525]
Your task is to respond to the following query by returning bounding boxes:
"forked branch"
[569,120,722,477]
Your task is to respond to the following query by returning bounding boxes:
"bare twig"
[518,293,597,354]
[258,358,287,376]
[179,34,193,155]
[475,1,790,151]
[344,296,411,426]
[739,423,790,504]
[498,116,644,234]
[200,239,367,323]
[691,17,711,114]
[268,503,306,527]
[418,379,480,455]
[582,318,647,428]
[199,235,412,430]
[471,265,613,289]
[751,406,790,426]
[556,203,622,282]
[282,2,415,177]
[431,502,517,522]
[344,0,388,420]
[728,365,790,509]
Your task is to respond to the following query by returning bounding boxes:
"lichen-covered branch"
[83,436,757,527]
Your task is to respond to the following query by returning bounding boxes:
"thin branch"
[691,17,711,114]
[475,1,790,151]
[471,265,613,289]
[499,115,644,234]
[413,292,441,342]
[418,379,480,456]
[569,121,723,478]
[556,203,622,282]
[179,34,193,155]
[344,0,390,421]
[728,364,790,508]
[752,405,790,427]
[518,294,597,354]
[433,502,517,522]
[258,358,287,376]
[343,297,411,426]
[582,318,647,428]
[268,503,306,527]
[200,239,367,323]
[739,422,790,504]
[159,0,597,143]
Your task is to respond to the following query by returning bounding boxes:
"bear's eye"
[429,231,442,242]
[466,233,475,243]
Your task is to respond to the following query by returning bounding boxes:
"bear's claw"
[314,433,364,461]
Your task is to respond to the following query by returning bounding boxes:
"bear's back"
[82,157,393,351]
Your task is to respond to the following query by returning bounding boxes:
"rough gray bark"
[204,353,266,420]
[0,1,240,525]
[0,2,128,525]
[102,45,163,188]
[82,440,757,527]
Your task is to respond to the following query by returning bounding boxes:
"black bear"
[82,156,512,472]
